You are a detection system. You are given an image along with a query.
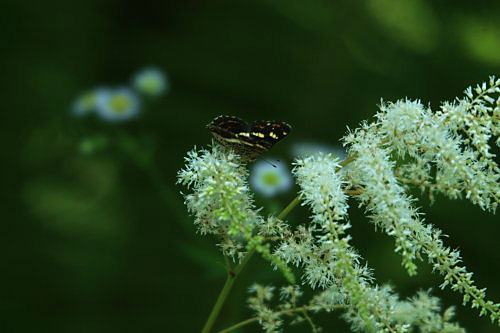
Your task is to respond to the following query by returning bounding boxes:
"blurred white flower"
[291,142,346,159]
[95,87,140,122]
[250,160,293,197]
[133,67,169,97]
[72,90,99,116]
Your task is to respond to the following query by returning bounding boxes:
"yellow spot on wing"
[269,132,278,139]
[252,132,265,138]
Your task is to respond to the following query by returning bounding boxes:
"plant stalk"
[201,195,301,333]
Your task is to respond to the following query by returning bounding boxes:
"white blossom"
[250,160,293,197]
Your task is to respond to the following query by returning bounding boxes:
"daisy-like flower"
[291,142,346,159]
[95,87,140,122]
[72,90,99,116]
[132,67,169,97]
[250,160,293,197]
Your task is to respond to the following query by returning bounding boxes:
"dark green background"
[5,0,500,332]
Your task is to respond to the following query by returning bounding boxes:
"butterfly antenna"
[262,159,277,168]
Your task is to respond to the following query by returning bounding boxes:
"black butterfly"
[207,115,292,161]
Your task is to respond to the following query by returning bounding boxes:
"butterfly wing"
[249,120,292,149]
[207,115,292,161]
[206,115,249,139]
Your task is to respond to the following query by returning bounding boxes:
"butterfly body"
[207,115,292,161]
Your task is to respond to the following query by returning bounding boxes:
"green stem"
[216,317,259,333]
[277,195,301,220]
[216,305,348,333]
[216,307,307,333]
[201,248,255,333]
[339,154,355,168]
[201,195,301,333]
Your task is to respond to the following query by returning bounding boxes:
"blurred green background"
[5,0,500,332]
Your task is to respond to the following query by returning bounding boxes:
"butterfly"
[207,115,292,161]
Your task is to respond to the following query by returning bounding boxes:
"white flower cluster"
[393,290,465,333]
[248,283,465,333]
[340,76,500,324]
[274,154,404,331]
[275,155,354,288]
[177,144,261,259]
[375,78,499,212]
[179,76,499,332]
[248,285,284,333]
[343,124,429,276]
[293,154,349,224]
[178,144,295,279]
